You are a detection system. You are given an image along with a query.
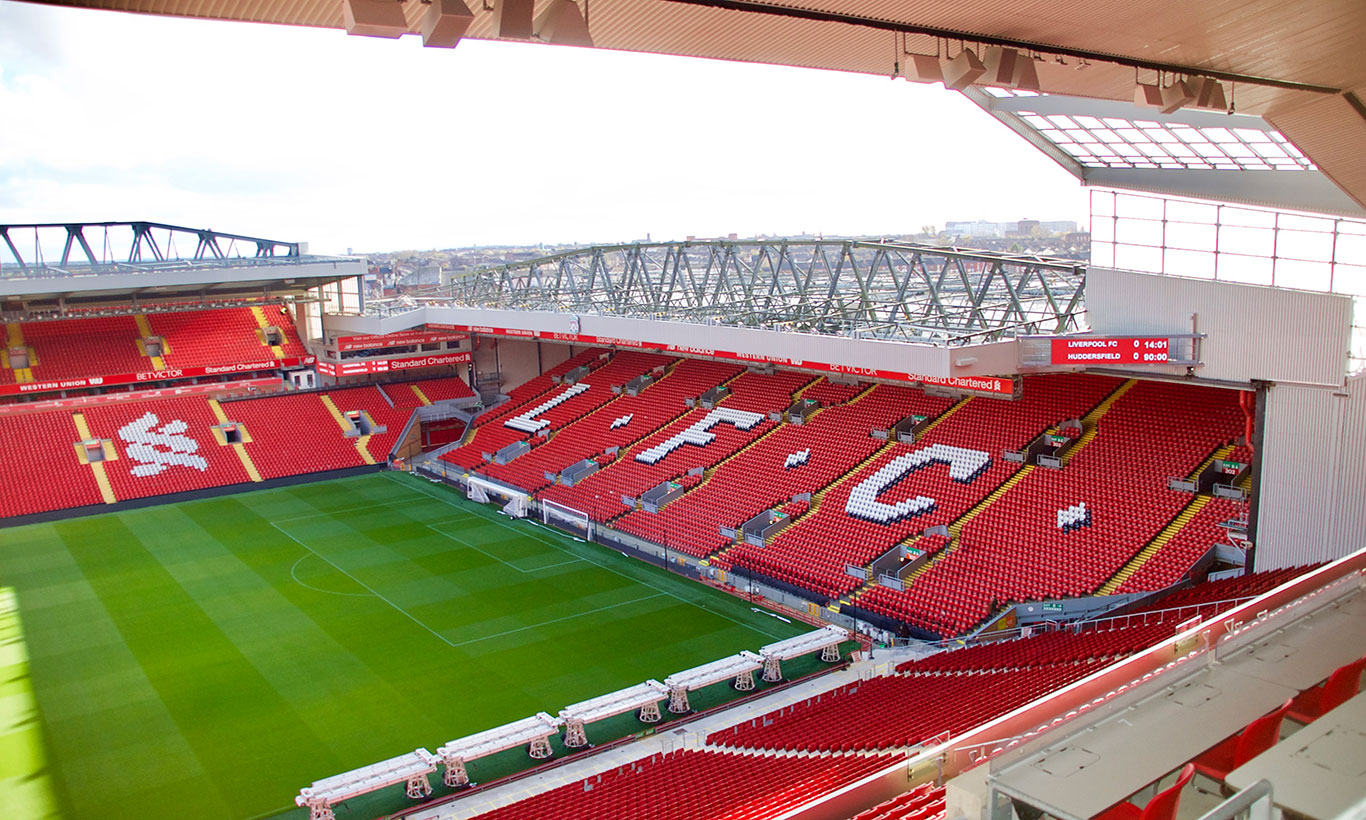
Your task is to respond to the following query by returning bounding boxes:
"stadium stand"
[0,410,105,517]
[729,374,1122,602]
[0,375,475,519]
[464,749,896,820]
[18,316,151,381]
[474,356,742,494]
[534,365,810,521]
[855,380,1244,634]
[706,567,1309,754]
[850,783,946,820]
[613,383,952,559]
[81,397,253,499]
[150,305,306,367]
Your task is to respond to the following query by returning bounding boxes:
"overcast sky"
[0,1,1087,255]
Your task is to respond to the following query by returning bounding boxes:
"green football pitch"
[0,472,809,820]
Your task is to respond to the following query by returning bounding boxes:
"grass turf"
[0,472,808,820]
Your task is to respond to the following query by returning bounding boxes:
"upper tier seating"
[466,749,896,820]
[20,316,151,381]
[151,306,305,369]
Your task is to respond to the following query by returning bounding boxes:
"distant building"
[945,220,1002,238]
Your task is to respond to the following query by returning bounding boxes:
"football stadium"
[2,3,1366,820]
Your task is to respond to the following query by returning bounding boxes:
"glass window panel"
[1216,253,1274,285]
[1251,142,1289,159]
[1047,115,1076,129]
[1278,213,1334,233]
[1115,128,1146,141]
[1114,243,1164,273]
[1065,129,1095,142]
[1137,142,1171,157]
[1164,249,1217,279]
[1167,199,1219,224]
[1335,233,1366,264]
[1091,241,1115,267]
[1219,224,1275,256]
[1221,143,1257,158]
[1272,258,1332,291]
[1115,217,1164,247]
[1193,143,1227,157]
[1143,128,1179,143]
[1221,207,1277,228]
[1091,216,1115,242]
[1200,127,1236,142]
[1277,229,1335,263]
[1074,116,1105,128]
[1166,221,1217,251]
[1333,264,1366,296]
[1115,193,1166,221]
[1234,128,1272,142]
[1336,221,1366,238]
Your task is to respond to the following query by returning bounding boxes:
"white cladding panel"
[1087,268,1351,387]
[1327,374,1366,563]
[1257,377,1366,569]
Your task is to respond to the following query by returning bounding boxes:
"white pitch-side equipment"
[559,680,669,748]
[465,474,528,518]
[437,712,563,787]
[296,748,439,820]
[663,651,763,713]
[759,625,851,682]
[542,498,593,539]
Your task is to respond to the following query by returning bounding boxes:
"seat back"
[1232,698,1293,767]
[1321,655,1366,714]
[1139,763,1195,820]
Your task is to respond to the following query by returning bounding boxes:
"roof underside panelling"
[20,0,1366,211]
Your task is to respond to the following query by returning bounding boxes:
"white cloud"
[0,3,1086,254]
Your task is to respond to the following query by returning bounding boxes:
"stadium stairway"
[320,393,377,465]
[208,398,263,482]
[1097,440,1236,594]
[249,306,287,358]
[132,314,168,369]
[1060,379,1137,464]
[71,412,118,504]
[1099,495,1212,594]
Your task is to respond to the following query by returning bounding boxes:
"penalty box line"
[426,522,586,575]
[386,473,790,641]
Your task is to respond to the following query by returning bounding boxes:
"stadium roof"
[21,0,1366,215]
[0,221,363,311]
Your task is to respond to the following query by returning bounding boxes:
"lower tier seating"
[0,411,106,517]
[852,783,946,820]
[0,378,459,519]
[709,661,1099,752]
[466,749,896,820]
